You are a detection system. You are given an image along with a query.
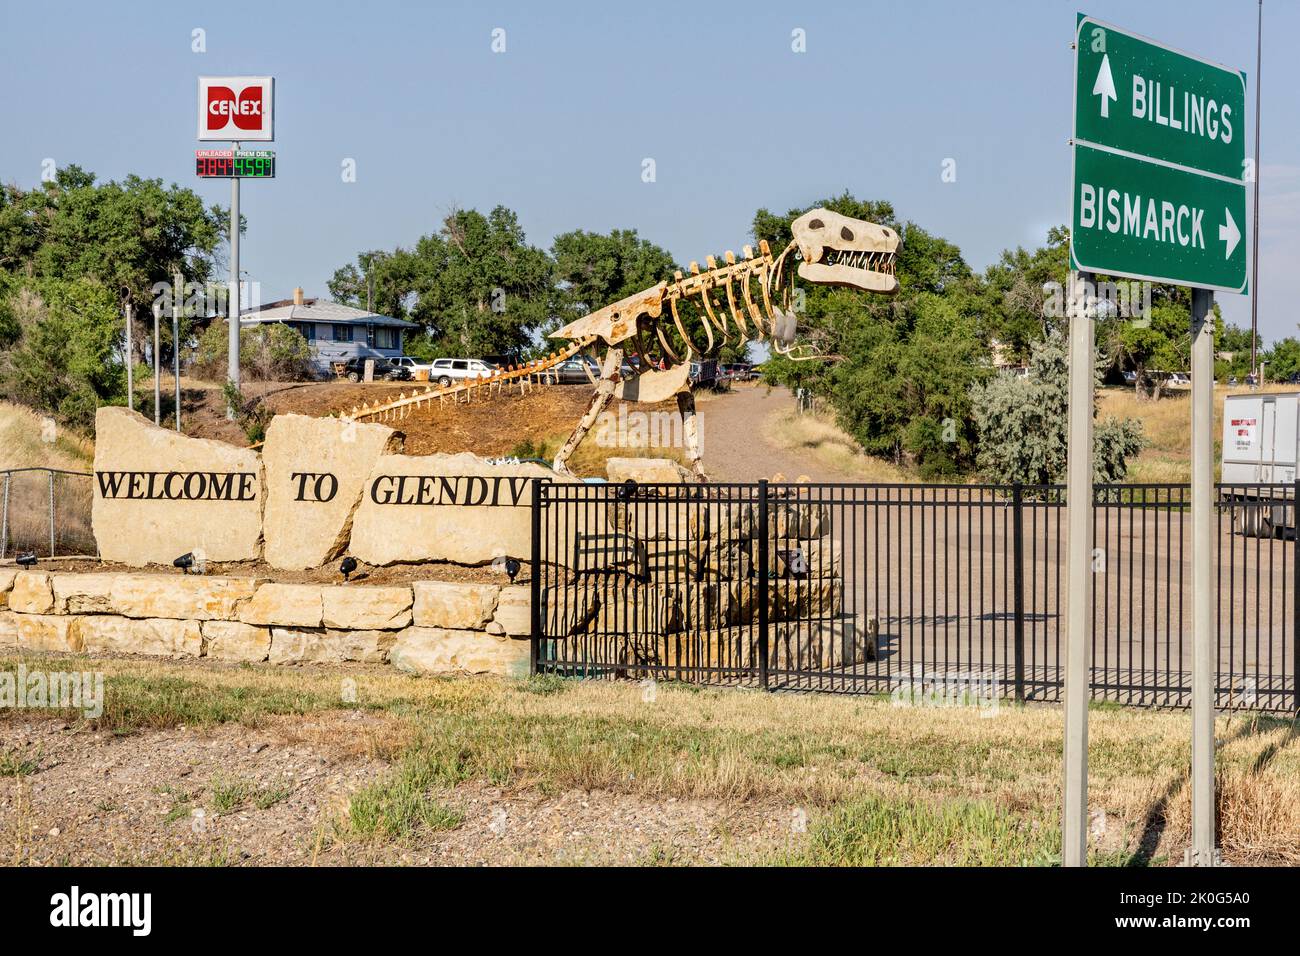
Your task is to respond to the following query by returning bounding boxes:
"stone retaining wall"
[0,570,530,678]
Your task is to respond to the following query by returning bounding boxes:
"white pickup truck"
[1221,392,1299,536]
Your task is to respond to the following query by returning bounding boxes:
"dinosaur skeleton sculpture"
[342,208,899,481]
[547,208,899,479]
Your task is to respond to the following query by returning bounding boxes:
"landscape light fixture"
[340,556,358,582]
[15,552,37,568]
[173,552,195,573]
[504,557,521,583]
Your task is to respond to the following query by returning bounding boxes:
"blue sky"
[2,0,1296,341]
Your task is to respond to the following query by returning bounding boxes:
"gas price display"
[195,149,276,178]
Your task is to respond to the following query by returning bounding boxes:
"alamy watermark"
[594,403,698,452]
[1043,277,1152,323]
[0,664,104,719]
[889,667,1000,716]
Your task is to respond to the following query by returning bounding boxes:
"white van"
[428,357,498,387]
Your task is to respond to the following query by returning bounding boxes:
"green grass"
[0,747,41,777]
[345,757,465,839]
[775,795,1058,866]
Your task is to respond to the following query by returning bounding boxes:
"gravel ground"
[0,715,794,866]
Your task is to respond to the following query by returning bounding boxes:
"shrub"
[193,322,314,382]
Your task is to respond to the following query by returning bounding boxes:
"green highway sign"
[1071,14,1248,292]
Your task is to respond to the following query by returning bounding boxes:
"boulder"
[261,413,401,570]
[0,611,17,647]
[238,583,323,627]
[201,620,271,662]
[349,453,561,566]
[90,406,262,565]
[321,585,412,630]
[80,616,203,658]
[595,583,679,635]
[268,627,394,664]
[50,573,118,614]
[111,574,260,621]
[539,585,600,636]
[412,581,500,630]
[15,614,82,653]
[0,568,16,607]
[605,457,694,484]
[389,626,529,677]
[9,571,54,614]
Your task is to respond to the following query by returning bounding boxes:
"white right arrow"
[1092,54,1117,118]
[1219,208,1241,259]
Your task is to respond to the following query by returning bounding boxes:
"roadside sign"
[1070,15,1247,292]
[195,149,276,178]
[197,76,275,142]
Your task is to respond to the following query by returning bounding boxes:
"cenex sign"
[197,76,274,142]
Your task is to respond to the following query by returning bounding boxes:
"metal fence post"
[529,477,543,677]
[48,471,56,558]
[1294,480,1299,714]
[1012,482,1026,703]
[757,479,770,690]
[0,473,9,561]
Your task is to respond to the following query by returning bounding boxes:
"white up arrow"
[1219,208,1241,259]
[1092,54,1117,118]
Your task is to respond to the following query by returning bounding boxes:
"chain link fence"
[0,468,97,559]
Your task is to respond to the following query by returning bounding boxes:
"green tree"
[970,331,1144,486]
[1263,337,1300,382]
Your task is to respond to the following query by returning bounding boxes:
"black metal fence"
[0,468,97,559]
[530,479,1298,712]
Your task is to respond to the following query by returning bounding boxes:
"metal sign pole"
[1063,270,1095,867]
[1189,286,1218,866]
[227,140,241,420]
[173,269,182,432]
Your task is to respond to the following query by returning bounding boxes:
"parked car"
[1166,372,1191,388]
[341,356,411,382]
[428,357,500,387]
[1122,370,1138,385]
[721,362,754,381]
[390,356,434,378]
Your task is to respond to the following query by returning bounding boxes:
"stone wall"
[0,570,530,678]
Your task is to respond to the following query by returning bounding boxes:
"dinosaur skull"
[789,208,899,294]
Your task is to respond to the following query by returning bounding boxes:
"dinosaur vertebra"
[548,208,899,479]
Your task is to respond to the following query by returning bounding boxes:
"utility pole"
[227,140,241,420]
[1250,0,1262,377]
[152,301,162,426]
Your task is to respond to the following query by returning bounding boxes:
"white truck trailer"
[1221,392,1298,536]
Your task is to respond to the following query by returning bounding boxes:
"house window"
[292,322,315,342]
[333,325,353,343]
[374,327,400,350]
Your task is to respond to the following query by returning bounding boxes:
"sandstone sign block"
[0,611,17,648]
[412,581,500,630]
[112,574,260,621]
[202,620,271,662]
[492,585,532,637]
[268,627,393,664]
[321,585,412,630]
[238,583,323,627]
[0,569,16,607]
[80,616,203,658]
[389,626,529,676]
[91,407,263,565]
[261,413,401,570]
[9,571,54,614]
[349,453,558,566]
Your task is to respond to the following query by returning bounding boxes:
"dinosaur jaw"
[796,249,898,293]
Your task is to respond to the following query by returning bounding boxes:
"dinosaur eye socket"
[840,227,854,241]
[808,218,823,229]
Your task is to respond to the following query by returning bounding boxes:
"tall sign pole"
[1189,286,1217,865]
[124,302,134,411]
[1063,270,1095,867]
[173,269,183,432]
[197,76,274,421]
[228,141,241,419]
[1072,14,1247,868]
[152,301,161,426]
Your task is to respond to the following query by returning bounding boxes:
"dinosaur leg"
[553,347,623,478]
[676,387,707,482]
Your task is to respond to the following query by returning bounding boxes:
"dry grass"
[0,402,94,471]
[4,654,1295,864]
[1101,383,1299,484]
[763,406,919,482]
